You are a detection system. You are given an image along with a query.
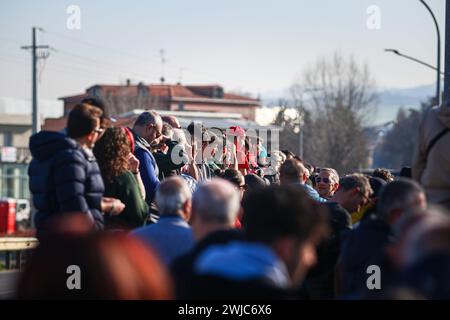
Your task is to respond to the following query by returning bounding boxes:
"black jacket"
[303,202,352,299]
[28,131,104,238]
[338,214,393,297]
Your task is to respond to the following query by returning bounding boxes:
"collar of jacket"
[130,127,152,151]
[80,145,96,162]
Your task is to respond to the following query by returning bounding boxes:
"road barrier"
[0,237,38,270]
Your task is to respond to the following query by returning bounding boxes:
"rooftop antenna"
[178,67,184,85]
[160,49,166,84]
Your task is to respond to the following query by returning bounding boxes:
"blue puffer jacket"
[28,131,105,237]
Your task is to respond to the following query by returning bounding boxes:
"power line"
[44,29,239,85]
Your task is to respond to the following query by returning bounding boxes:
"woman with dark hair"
[94,127,149,230]
[17,224,172,300]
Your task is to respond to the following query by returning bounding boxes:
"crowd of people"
[22,97,450,300]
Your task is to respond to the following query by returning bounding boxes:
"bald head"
[134,111,162,127]
[156,177,192,219]
[192,179,240,226]
[161,115,181,129]
[279,158,308,185]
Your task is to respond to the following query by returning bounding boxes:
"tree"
[272,99,303,154]
[274,53,378,174]
[373,98,432,169]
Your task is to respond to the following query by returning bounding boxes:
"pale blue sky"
[0,0,446,100]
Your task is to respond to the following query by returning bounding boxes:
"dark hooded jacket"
[28,131,104,238]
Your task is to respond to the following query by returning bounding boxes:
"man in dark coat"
[338,179,427,298]
[186,185,329,300]
[170,179,243,299]
[29,103,124,239]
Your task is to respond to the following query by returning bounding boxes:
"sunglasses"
[316,177,331,184]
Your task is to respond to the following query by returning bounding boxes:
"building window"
[3,132,12,147]
[213,87,224,99]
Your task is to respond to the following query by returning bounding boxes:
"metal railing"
[0,237,38,270]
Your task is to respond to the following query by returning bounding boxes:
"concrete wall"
[0,125,32,148]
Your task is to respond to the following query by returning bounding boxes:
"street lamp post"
[419,0,442,106]
[384,49,444,75]
[444,0,450,106]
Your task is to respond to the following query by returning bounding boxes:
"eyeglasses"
[316,177,331,184]
[358,190,372,205]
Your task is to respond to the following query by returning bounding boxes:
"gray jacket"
[412,106,450,209]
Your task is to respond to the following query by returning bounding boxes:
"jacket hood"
[195,241,290,288]
[29,131,77,161]
[438,106,450,128]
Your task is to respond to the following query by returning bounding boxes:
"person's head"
[93,127,131,182]
[387,207,445,270]
[369,177,387,200]
[242,185,329,285]
[281,150,295,160]
[81,96,111,132]
[17,231,172,299]
[399,167,412,178]
[155,176,192,221]
[377,178,427,225]
[373,168,395,183]
[304,163,315,176]
[269,150,286,172]
[161,115,181,129]
[279,158,308,185]
[331,173,373,213]
[244,174,267,193]
[67,103,104,148]
[191,179,241,240]
[315,168,340,199]
[218,169,246,200]
[162,122,174,140]
[132,111,163,145]
[399,207,450,268]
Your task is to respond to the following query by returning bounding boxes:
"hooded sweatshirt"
[412,106,450,208]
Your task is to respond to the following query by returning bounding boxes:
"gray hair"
[377,178,425,221]
[192,178,240,225]
[319,168,340,184]
[134,110,162,127]
[156,177,192,215]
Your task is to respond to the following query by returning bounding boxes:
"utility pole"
[21,27,50,134]
[444,0,450,107]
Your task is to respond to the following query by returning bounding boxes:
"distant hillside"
[261,84,436,125]
[375,84,436,124]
